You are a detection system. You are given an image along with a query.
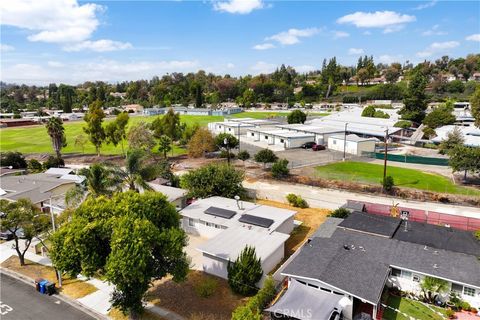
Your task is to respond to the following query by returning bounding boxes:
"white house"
[327,134,377,156]
[207,121,255,136]
[276,124,344,145]
[245,128,315,149]
[179,196,296,280]
[147,183,188,209]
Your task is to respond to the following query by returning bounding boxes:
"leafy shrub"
[42,155,64,169]
[460,301,471,311]
[219,150,235,159]
[195,277,217,298]
[328,207,350,218]
[394,120,412,129]
[231,277,276,320]
[446,309,455,318]
[254,149,278,168]
[0,151,27,169]
[475,230,480,240]
[383,175,395,192]
[286,194,309,208]
[374,110,390,119]
[27,159,43,173]
[361,105,376,117]
[227,246,263,296]
[237,150,250,162]
[271,159,289,179]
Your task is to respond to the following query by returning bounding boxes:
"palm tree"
[114,149,159,192]
[420,276,449,303]
[46,117,67,160]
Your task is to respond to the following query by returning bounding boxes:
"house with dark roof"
[270,211,480,320]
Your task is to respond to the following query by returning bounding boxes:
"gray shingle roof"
[282,229,480,304]
[338,211,401,238]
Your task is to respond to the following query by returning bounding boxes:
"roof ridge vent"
[433,264,439,269]
[424,245,428,250]
[343,244,350,250]
[433,250,439,255]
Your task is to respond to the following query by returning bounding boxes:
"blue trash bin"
[39,280,48,294]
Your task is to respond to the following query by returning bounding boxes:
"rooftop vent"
[343,245,350,250]
[433,264,439,269]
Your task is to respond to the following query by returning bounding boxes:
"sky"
[1,0,479,85]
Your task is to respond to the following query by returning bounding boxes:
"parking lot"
[239,141,348,168]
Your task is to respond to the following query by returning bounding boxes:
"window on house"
[307,283,318,289]
[401,271,412,279]
[333,140,337,145]
[214,224,221,229]
[251,133,254,136]
[265,135,268,139]
[412,275,420,282]
[320,288,331,293]
[206,222,213,227]
[188,218,194,227]
[463,287,476,297]
[280,139,284,143]
[451,283,463,294]
[391,268,401,277]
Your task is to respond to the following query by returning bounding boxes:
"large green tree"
[127,122,155,152]
[180,163,245,198]
[105,112,130,156]
[0,199,50,266]
[287,109,307,124]
[400,70,428,123]
[152,108,181,140]
[254,149,278,168]
[449,145,480,180]
[157,135,172,158]
[114,149,159,192]
[423,103,456,129]
[46,117,67,160]
[50,192,189,318]
[83,100,106,156]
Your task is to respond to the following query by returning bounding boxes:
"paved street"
[0,272,95,320]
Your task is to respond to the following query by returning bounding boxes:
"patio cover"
[265,280,343,320]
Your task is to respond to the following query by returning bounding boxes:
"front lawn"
[383,295,448,320]
[146,270,246,320]
[1,256,97,299]
[314,161,480,196]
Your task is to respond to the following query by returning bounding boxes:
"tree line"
[2,54,479,114]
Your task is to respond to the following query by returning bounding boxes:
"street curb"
[0,267,109,320]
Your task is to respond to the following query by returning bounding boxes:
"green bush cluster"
[231,277,276,320]
[328,207,350,218]
[194,277,217,298]
[271,159,289,179]
[286,194,309,208]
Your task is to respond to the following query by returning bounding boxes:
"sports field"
[315,161,480,196]
[0,112,326,156]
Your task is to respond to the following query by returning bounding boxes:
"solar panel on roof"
[239,214,274,228]
[204,206,236,219]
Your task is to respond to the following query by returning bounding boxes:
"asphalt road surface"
[0,272,96,320]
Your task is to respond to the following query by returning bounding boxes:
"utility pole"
[343,123,348,161]
[383,128,389,190]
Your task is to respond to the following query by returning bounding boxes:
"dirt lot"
[146,271,246,320]
[256,200,331,256]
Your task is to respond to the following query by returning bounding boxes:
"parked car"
[312,144,326,151]
[0,230,14,241]
[300,141,316,149]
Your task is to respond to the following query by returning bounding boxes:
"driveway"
[185,235,209,271]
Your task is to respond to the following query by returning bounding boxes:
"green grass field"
[0,112,327,156]
[315,161,480,196]
[383,296,447,320]
[0,115,223,156]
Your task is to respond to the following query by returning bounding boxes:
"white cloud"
[252,43,275,50]
[213,0,264,14]
[226,63,235,69]
[266,28,320,45]
[0,0,102,43]
[63,40,132,52]
[422,24,447,36]
[413,0,437,10]
[294,65,315,73]
[416,41,460,57]
[378,54,404,64]
[466,34,480,42]
[348,48,364,55]
[337,11,415,33]
[363,31,372,35]
[2,59,201,85]
[250,61,276,74]
[332,31,349,39]
[47,61,65,67]
[0,44,15,52]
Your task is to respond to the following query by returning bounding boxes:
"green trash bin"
[45,282,56,295]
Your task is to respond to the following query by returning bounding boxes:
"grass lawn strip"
[382,295,447,320]
[315,161,480,196]
[108,308,167,320]
[1,256,97,299]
